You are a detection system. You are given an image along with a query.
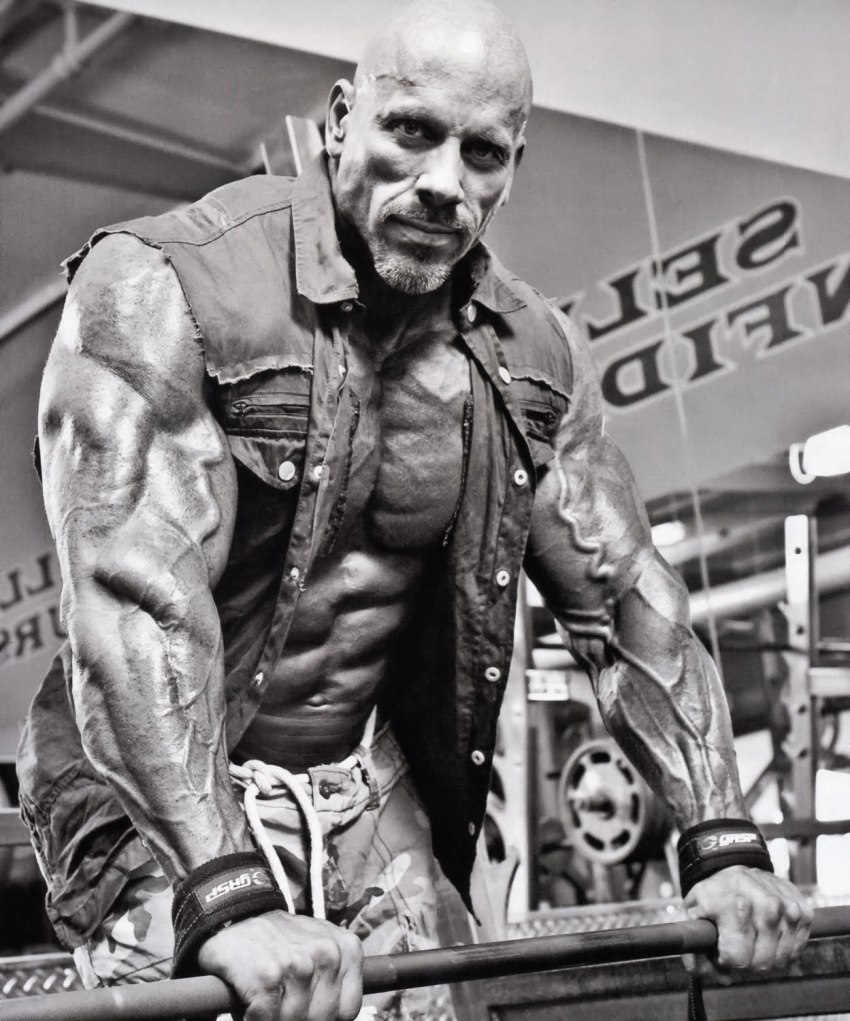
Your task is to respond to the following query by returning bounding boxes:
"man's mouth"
[384,214,466,249]
[390,214,460,235]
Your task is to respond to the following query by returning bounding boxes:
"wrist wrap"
[678,818,773,897]
[171,851,288,977]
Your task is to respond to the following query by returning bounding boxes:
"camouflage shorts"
[73,725,455,1021]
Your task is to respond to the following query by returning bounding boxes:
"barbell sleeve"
[2,906,848,1021]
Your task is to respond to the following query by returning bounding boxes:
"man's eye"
[393,119,426,139]
[465,141,504,165]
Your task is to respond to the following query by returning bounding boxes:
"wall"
[487,106,850,499]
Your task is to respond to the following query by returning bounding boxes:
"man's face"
[328,51,525,294]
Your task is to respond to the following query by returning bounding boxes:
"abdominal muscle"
[234,534,426,770]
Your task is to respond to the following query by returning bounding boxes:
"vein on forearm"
[528,443,743,826]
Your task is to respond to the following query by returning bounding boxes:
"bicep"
[525,430,656,631]
[522,310,648,604]
[524,311,687,637]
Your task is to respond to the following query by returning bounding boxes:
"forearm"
[559,554,746,828]
[67,574,251,881]
[49,453,247,882]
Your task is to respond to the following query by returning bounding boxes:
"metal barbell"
[2,906,849,1020]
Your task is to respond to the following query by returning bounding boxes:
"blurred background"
[0,0,849,1002]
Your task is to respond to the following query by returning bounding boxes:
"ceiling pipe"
[659,516,786,568]
[689,544,850,627]
[32,99,245,174]
[0,6,134,135]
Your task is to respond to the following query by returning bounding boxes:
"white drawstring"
[229,760,326,919]
[228,708,379,922]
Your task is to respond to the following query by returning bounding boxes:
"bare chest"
[328,328,471,552]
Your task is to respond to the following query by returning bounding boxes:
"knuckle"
[761,896,783,926]
[716,935,750,970]
[342,930,364,962]
[287,952,315,982]
[784,900,802,925]
[254,960,284,990]
[314,937,342,970]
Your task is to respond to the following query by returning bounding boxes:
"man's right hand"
[198,911,364,1021]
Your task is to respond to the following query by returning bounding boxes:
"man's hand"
[198,911,364,1021]
[683,866,813,980]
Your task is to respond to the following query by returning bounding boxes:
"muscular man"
[18,2,811,1019]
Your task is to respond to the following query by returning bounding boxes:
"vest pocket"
[512,378,568,470]
[222,374,311,491]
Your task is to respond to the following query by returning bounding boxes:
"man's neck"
[337,222,458,360]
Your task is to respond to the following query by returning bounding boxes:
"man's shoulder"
[55,233,201,380]
[63,233,180,315]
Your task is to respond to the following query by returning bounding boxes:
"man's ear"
[514,137,526,172]
[498,138,526,208]
[326,80,354,157]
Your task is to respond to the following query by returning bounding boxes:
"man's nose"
[415,141,463,209]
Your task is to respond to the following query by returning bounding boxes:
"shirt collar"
[464,244,527,314]
[291,154,527,315]
[291,154,359,305]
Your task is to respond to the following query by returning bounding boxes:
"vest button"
[466,304,477,323]
[468,822,477,836]
[513,469,529,487]
[313,464,325,481]
[495,569,510,588]
[498,366,511,385]
[340,301,354,313]
[484,666,501,683]
[278,460,296,482]
[289,566,300,581]
[471,750,486,766]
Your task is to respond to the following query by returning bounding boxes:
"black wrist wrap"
[678,818,773,897]
[171,852,288,977]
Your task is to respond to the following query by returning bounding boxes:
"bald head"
[354,0,533,131]
[325,0,532,295]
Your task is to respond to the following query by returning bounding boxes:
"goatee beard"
[372,250,454,294]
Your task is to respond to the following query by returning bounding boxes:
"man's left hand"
[684,865,813,980]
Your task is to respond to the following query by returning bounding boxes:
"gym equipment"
[2,905,848,1020]
[557,737,667,865]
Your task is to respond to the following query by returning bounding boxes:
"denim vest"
[18,156,574,948]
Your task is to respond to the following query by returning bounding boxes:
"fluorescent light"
[789,425,850,484]
[651,520,687,546]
